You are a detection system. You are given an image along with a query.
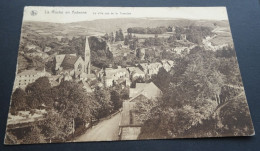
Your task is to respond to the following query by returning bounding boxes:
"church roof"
[60,54,80,70]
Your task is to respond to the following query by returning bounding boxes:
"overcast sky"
[23,7,229,23]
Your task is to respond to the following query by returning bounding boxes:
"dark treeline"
[175,26,213,44]
[127,26,173,34]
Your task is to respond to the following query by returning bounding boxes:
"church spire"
[85,36,91,74]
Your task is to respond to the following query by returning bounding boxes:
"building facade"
[119,82,162,140]
[14,68,48,90]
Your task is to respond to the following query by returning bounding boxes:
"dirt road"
[74,112,121,142]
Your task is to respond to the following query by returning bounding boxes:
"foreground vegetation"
[135,46,254,139]
[6,79,129,144]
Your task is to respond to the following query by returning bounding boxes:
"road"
[74,112,121,142]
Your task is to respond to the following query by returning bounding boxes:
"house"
[119,82,162,140]
[47,75,63,87]
[26,52,49,59]
[129,82,162,99]
[44,47,51,52]
[126,67,145,80]
[139,62,163,76]
[78,80,93,93]
[102,66,130,87]
[14,68,48,90]
[174,47,189,55]
[161,60,175,72]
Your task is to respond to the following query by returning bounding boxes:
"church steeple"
[85,36,91,74]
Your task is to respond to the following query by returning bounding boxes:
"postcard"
[4,6,254,144]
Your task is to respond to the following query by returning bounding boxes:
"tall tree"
[10,88,28,114]
[22,125,46,144]
[25,77,53,108]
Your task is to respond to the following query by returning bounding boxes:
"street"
[74,112,121,142]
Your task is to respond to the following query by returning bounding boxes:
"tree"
[89,36,114,68]
[94,87,113,119]
[5,131,20,144]
[43,110,70,142]
[110,89,122,110]
[167,26,173,32]
[22,125,46,144]
[25,77,53,108]
[10,88,28,114]
[136,48,144,59]
[138,47,234,139]
[152,67,171,93]
[109,32,114,43]
[124,35,129,45]
[51,81,99,135]
[129,36,138,50]
[103,33,109,41]
[118,29,124,41]
[45,59,56,74]
[115,31,120,42]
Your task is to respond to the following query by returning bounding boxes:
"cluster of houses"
[95,59,174,89]
[14,35,175,140]
[15,35,175,92]
[14,36,92,91]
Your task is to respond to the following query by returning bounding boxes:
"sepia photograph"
[4,6,254,144]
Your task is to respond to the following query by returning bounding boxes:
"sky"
[23,7,229,23]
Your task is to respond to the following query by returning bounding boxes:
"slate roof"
[60,54,80,70]
[17,69,45,76]
[120,94,148,126]
[55,54,66,64]
[105,68,129,79]
[120,82,162,127]
[129,82,162,99]
[127,67,145,75]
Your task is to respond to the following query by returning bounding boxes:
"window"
[78,64,82,72]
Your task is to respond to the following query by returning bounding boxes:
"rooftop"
[61,54,80,70]
[17,69,45,76]
[130,82,162,100]
[105,68,128,78]
[127,67,145,74]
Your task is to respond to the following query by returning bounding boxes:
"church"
[55,36,91,81]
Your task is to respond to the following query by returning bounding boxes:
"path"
[74,112,121,142]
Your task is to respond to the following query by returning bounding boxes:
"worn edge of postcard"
[4,6,254,145]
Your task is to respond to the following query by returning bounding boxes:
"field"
[210,32,233,46]
[210,27,233,46]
